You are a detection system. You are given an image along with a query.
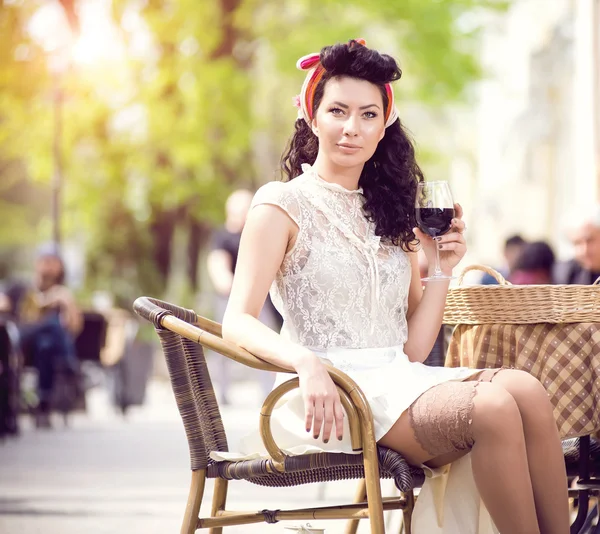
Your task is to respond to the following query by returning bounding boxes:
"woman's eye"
[329,107,344,115]
[364,111,378,119]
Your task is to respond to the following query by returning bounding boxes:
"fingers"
[321,395,345,443]
[312,401,325,440]
[333,400,345,441]
[304,399,315,434]
[451,216,465,234]
[320,399,335,443]
[436,241,465,252]
[305,394,344,443]
[436,228,466,255]
[454,202,463,219]
[451,203,467,236]
[437,231,466,245]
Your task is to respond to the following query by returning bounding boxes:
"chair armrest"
[260,366,373,469]
[163,313,292,372]
[134,296,290,373]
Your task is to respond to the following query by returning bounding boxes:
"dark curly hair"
[281,40,424,251]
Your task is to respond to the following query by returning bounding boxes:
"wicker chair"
[133,297,423,534]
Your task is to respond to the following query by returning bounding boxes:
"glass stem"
[434,241,443,276]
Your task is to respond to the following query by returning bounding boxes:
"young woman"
[220,40,568,533]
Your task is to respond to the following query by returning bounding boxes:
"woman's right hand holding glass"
[294,354,344,443]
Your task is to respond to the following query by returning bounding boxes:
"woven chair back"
[133,297,228,470]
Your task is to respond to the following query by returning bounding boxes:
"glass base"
[421,274,456,282]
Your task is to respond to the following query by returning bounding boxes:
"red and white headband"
[293,38,398,129]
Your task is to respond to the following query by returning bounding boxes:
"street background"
[0,378,404,534]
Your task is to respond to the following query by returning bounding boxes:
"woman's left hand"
[414,203,467,276]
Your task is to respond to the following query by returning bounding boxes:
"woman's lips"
[337,143,361,154]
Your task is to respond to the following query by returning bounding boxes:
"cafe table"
[445,322,600,533]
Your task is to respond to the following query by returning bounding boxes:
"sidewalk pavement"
[0,378,405,534]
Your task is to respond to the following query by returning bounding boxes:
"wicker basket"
[443,264,600,325]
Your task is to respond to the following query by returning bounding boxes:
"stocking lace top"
[251,164,411,351]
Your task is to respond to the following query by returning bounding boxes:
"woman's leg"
[379,380,540,534]
[490,370,569,534]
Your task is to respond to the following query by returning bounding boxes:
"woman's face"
[312,76,386,169]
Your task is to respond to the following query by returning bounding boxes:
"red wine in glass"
[416,207,455,238]
[415,181,456,281]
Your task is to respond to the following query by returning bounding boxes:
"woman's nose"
[343,115,359,136]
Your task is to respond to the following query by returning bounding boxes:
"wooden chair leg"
[363,444,385,534]
[345,479,367,534]
[401,490,415,534]
[181,469,206,534]
[208,478,228,534]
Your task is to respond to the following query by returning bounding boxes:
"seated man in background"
[553,204,600,285]
[510,241,555,285]
[7,249,82,427]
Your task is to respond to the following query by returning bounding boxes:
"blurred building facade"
[464,0,599,266]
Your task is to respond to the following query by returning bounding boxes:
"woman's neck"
[312,154,364,191]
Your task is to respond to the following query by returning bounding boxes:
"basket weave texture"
[443,265,600,325]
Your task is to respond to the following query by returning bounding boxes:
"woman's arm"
[222,202,344,442]
[404,203,466,363]
[403,253,450,363]
[222,204,310,370]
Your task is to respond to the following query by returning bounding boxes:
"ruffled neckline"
[301,164,363,195]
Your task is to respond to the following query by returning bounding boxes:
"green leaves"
[0,0,509,301]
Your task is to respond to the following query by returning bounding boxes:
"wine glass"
[415,181,456,282]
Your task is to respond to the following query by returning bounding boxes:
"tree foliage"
[0,0,508,304]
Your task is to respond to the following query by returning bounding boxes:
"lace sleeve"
[251,181,301,228]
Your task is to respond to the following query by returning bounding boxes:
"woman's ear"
[311,117,319,137]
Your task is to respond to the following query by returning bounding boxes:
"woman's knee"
[471,382,523,440]
[493,370,554,420]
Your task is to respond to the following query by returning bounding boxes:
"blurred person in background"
[510,241,556,285]
[553,204,600,285]
[480,234,527,284]
[5,249,82,427]
[0,292,10,314]
[207,189,279,405]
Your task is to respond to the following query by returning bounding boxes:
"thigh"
[378,409,471,469]
[378,380,480,467]
[378,408,434,466]
[378,370,509,468]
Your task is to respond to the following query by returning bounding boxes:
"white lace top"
[251,164,411,351]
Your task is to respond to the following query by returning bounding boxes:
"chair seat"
[563,436,600,477]
[208,445,425,492]
[209,437,600,490]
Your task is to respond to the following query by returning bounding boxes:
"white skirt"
[211,345,480,461]
[210,345,499,534]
